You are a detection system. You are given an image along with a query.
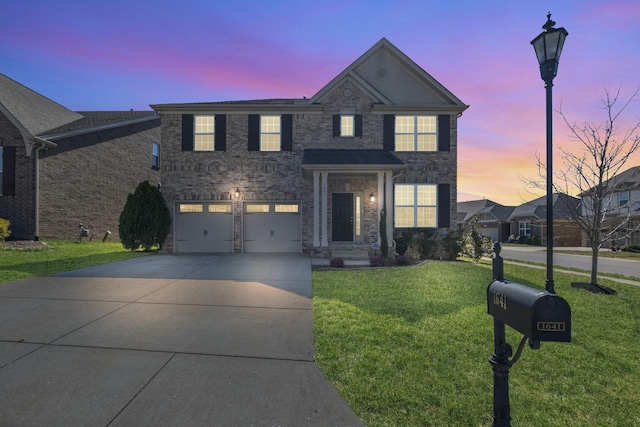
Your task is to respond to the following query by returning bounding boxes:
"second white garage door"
[243,202,301,253]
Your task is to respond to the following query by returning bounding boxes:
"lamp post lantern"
[531,13,568,294]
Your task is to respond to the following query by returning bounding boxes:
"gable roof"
[580,165,640,197]
[457,199,514,223]
[0,73,83,137]
[308,38,468,113]
[508,194,580,221]
[40,111,159,140]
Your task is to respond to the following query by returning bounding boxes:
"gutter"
[32,136,56,241]
[38,115,159,141]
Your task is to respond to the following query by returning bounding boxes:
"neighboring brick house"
[0,73,161,241]
[457,199,514,243]
[152,38,468,255]
[507,193,582,246]
[580,165,640,247]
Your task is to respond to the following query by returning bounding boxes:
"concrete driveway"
[0,253,363,426]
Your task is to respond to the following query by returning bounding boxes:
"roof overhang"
[151,102,324,115]
[39,115,159,141]
[301,149,406,179]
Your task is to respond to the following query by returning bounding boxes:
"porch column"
[377,172,384,243]
[313,171,320,246]
[385,171,394,248]
[321,172,328,246]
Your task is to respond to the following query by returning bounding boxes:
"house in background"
[0,73,160,241]
[580,165,640,246]
[457,199,514,242]
[507,193,582,246]
[152,38,468,255]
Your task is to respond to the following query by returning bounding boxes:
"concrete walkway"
[0,253,363,426]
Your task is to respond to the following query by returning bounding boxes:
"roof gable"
[309,38,467,111]
[0,73,83,137]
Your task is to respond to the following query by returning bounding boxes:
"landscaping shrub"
[369,256,386,267]
[531,235,541,246]
[393,228,438,259]
[441,228,464,260]
[119,181,170,251]
[462,215,494,262]
[624,244,640,253]
[395,254,412,266]
[0,218,10,241]
[330,257,345,268]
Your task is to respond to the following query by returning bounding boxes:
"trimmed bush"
[395,254,412,266]
[119,181,170,251]
[441,228,464,260]
[370,256,386,267]
[0,218,10,241]
[330,257,345,268]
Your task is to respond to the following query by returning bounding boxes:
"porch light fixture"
[234,188,240,198]
[369,193,375,202]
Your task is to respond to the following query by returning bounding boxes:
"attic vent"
[376,67,388,80]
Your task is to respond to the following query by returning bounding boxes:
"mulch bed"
[1,240,52,250]
[571,282,617,295]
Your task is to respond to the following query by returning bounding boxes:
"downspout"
[32,137,56,241]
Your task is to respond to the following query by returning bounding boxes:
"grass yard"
[0,240,148,284]
[313,262,640,426]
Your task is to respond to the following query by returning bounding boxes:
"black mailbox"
[488,280,571,342]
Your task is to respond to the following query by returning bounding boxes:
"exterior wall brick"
[159,79,459,254]
[0,115,36,240]
[39,119,161,240]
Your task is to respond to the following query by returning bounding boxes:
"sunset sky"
[2,0,639,206]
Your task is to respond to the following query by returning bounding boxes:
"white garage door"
[175,203,233,253]
[482,227,499,242]
[243,203,301,253]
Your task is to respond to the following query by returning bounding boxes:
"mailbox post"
[488,244,571,426]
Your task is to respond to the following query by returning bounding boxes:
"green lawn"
[313,262,640,426]
[0,240,148,284]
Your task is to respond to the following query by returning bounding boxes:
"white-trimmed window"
[260,115,281,151]
[394,184,437,227]
[395,115,437,151]
[194,116,215,151]
[340,115,354,137]
[152,142,160,168]
[619,191,630,207]
[519,221,532,237]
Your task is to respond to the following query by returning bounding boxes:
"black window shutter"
[332,115,340,137]
[438,114,450,152]
[383,114,395,151]
[281,114,293,151]
[355,115,363,137]
[214,114,226,151]
[181,114,194,151]
[437,183,451,228]
[248,115,260,151]
[2,146,16,196]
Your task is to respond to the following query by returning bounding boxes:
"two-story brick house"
[152,38,468,255]
[0,73,161,241]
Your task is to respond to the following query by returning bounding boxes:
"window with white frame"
[619,191,630,207]
[395,115,437,151]
[340,115,354,137]
[152,142,160,168]
[519,221,532,236]
[260,115,281,151]
[194,116,215,151]
[394,184,437,227]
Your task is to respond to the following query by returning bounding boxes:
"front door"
[332,193,353,241]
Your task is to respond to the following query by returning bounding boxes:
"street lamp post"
[531,13,568,294]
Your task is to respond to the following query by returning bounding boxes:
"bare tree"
[554,86,640,287]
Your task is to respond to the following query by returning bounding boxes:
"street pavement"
[499,246,639,279]
[0,253,363,427]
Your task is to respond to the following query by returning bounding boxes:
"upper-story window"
[152,142,160,169]
[340,115,354,137]
[619,191,630,207]
[395,115,437,151]
[261,115,281,151]
[394,184,437,227]
[194,115,215,151]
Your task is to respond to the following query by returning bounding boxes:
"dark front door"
[332,193,353,241]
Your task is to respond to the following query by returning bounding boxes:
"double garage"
[174,202,301,253]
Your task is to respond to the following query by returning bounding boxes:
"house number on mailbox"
[493,291,507,310]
